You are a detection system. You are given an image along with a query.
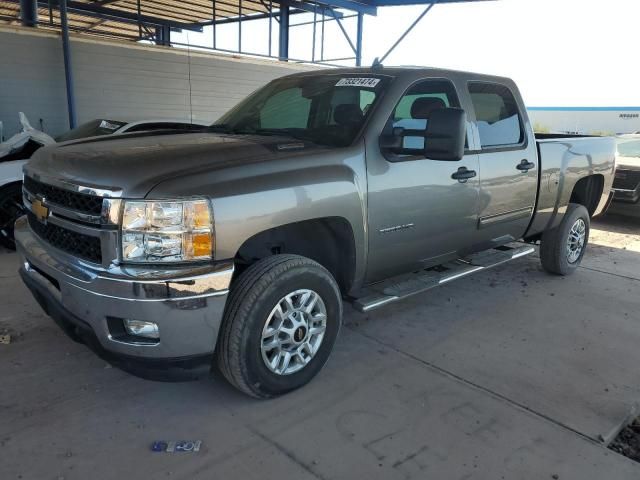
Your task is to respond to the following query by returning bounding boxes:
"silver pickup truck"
[15,67,615,398]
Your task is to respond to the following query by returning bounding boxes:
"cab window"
[468,82,524,148]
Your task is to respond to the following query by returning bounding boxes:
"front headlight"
[120,199,213,263]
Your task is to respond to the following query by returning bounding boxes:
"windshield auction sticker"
[336,78,381,88]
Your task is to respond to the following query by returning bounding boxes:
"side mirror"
[424,108,466,161]
[379,127,405,150]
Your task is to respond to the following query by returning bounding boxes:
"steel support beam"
[63,1,204,31]
[315,0,376,15]
[378,2,436,64]
[278,5,289,61]
[285,0,343,18]
[326,9,356,54]
[59,0,77,129]
[19,0,38,26]
[355,12,363,66]
[199,7,306,27]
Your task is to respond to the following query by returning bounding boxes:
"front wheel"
[540,203,590,275]
[217,255,342,398]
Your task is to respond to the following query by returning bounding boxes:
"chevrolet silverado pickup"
[15,67,616,398]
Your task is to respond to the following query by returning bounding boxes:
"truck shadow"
[596,211,640,235]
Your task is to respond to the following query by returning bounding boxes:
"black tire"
[0,182,25,250]
[540,203,590,275]
[217,254,342,398]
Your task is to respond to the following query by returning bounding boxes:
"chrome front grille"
[613,169,640,191]
[23,176,105,216]
[27,212,103,263]
[22,175,121,265]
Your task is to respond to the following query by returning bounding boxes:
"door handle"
[517,159,536,172]
[451,167,477,183]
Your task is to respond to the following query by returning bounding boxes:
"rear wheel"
[0,182,25,250]
[217,254,342,398]
[540,203,590,275]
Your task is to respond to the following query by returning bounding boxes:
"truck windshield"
[211,75,389,147]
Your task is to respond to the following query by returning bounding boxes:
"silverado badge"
[32,198,49,223]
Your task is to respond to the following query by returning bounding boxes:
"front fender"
[147,147,368,289]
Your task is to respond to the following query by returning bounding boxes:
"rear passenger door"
[468,82,538,246]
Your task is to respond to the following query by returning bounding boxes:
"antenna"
[186,31,194,124]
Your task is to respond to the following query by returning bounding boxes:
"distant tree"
[533,122,550,134]
[590,130,615,137]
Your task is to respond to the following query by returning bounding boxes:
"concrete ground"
[1,213,639,480]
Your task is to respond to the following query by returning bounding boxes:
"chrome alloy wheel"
[566,218,587,264]
[261,289,327,376]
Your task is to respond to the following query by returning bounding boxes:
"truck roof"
[282,66,515,85]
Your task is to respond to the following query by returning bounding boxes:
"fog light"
[123,319,160,339]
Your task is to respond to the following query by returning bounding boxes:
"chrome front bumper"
[15,216,233,375]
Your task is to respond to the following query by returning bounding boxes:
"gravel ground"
[611,419,640,463]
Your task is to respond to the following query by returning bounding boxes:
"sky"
[172,0,640,107]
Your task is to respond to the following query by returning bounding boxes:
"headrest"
[410,97,446,120]
[334,104,363,126]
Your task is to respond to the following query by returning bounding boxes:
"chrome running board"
[352,244,535,313]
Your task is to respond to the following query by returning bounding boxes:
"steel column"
[155,24,170,45]
[238,0,242,52]
[311,4,317,62]
[59,0,77,129]
[19,0,38,26]
[268,0,272,56]
[212,0,217,49]
[320,7,324,61]
[278,5,289,61]
[355,12,363,66]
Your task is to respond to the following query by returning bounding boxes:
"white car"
[0,117,207,248]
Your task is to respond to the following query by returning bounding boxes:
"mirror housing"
[424,108,466,161]
[379,127,406,150]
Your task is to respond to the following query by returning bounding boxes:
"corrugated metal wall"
[0,26,316,139]
[528,109,640,135]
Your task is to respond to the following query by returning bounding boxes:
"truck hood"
[25,131,323,197]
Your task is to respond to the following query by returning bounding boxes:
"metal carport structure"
[1,0,490,127]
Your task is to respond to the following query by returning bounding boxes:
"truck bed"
[526,134,616,238]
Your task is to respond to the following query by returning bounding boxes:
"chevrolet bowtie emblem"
[32,198,50,223]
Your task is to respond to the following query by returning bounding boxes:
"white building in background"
[527,107,640,135]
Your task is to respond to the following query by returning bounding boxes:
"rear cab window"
[468,82,525,150]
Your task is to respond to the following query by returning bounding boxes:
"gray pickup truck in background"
[15,67,615,398]
[611,134,640,209]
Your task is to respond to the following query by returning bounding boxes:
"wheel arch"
[0,179,23,191]
[232,217,358,294]
[569,174,605,217]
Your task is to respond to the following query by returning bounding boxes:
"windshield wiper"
[243,128,317,144]
[207,123,236,133]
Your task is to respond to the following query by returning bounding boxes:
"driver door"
[365,78,480,282]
